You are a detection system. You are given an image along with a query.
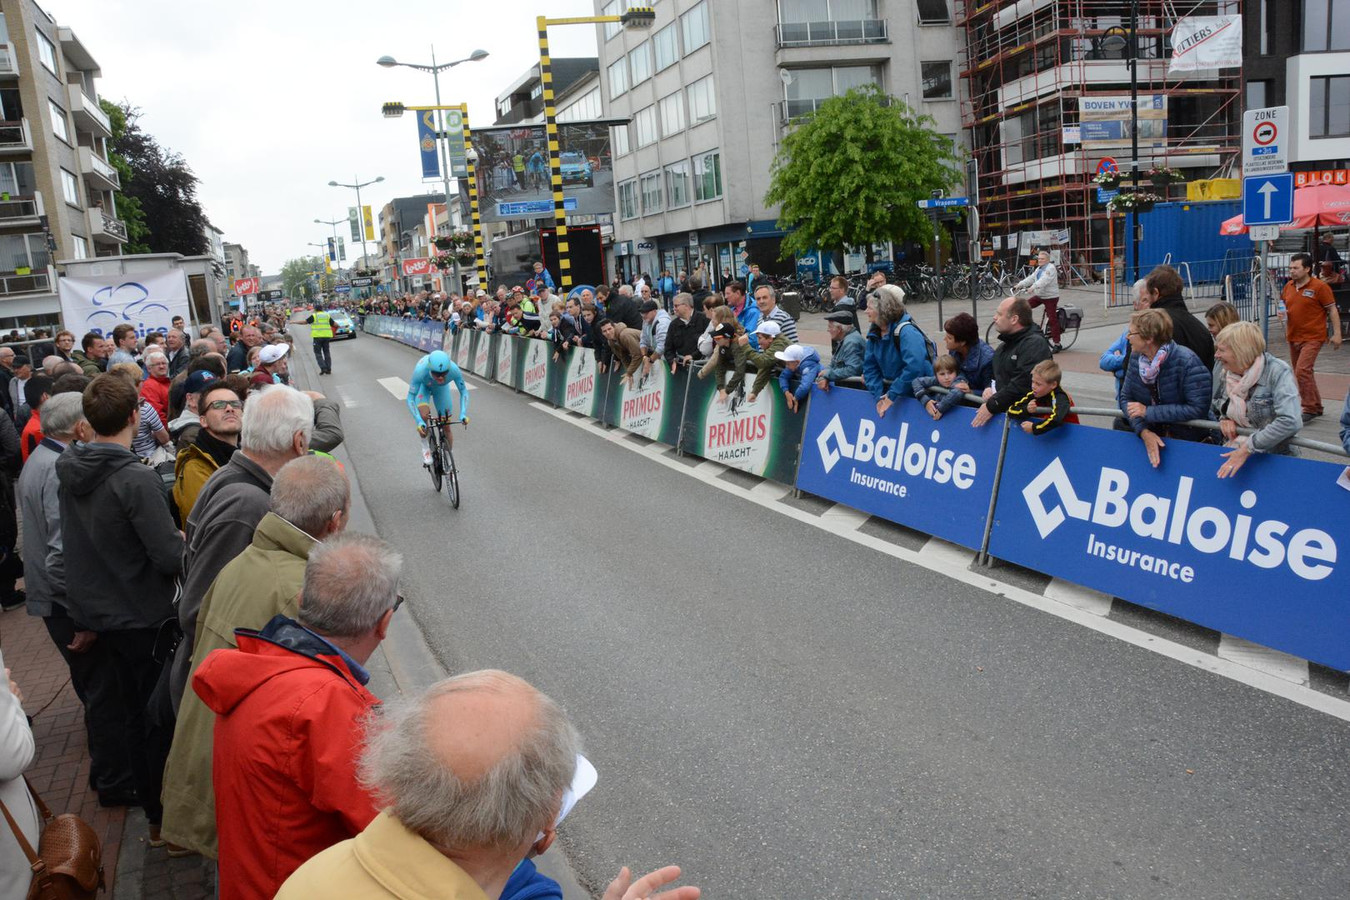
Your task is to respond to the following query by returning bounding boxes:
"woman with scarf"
[1211,321,1303,478]
[1118,308,1212,468]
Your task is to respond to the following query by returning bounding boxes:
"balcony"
[78,146,120,190]
[87,206,127,244]
[67,84,112,137]
[0,271,52,297]
[0,120,32,155]
[0,44,17,78]
[0,198,41,227]
[774,19,889,48]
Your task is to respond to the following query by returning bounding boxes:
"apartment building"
[377,192,446,294]
[0,0,126,327]
[597,0,962,284]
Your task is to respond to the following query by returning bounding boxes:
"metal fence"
[1103,251,1257,309]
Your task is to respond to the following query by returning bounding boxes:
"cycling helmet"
[427,350,452,374]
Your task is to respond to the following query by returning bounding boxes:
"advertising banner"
[454,328,473,369]
[402,258,433,277]
[58,269,192,340]
[561,346,599,417]
[233,276,259,296]
[611,362,670,441]
[362,206,375,242]
[795,388,1000,547]
[495,334,516,388]
[1080,95,1167,149]
[989,425,1350,670]
[472,121,615,223]
[349,207,361,241]
[519,337,551,400]
[680,367,804,484]
[1169,15,1242,72]
[472,329,493,378]
[417,110,441,179]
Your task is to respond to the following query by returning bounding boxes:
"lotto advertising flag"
[417,110,440,179]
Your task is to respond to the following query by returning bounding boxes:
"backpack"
[893,319,938,367]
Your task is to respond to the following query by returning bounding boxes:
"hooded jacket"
[1150,293,1215,372]
[985,323,1054,415]
[952,340,996,393]
[71,349,103,377]
[863,313,936,403]
[55,441,183,631]
[779,347,823,401]
[161,513,316,858]
[194,615,380,900]
[171,430,237,525]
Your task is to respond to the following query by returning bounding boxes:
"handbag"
[0,777,104,900]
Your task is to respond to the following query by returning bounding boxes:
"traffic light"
[621,6,656,28]
[381,102,405,119]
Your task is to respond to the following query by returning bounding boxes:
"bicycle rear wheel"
[1058,318,1080,351]
[443,446,460,509]
[428,432,444,492]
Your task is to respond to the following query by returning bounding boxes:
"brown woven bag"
[0,777,104,900]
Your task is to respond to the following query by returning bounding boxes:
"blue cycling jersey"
[407,354,468,427]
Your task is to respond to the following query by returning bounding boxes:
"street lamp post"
[537,8,655,292]
[328,176,384,297]
[1128,0,1140,284]
[306,242,330,295]
[377,48,488,294]
[315,216,345,273]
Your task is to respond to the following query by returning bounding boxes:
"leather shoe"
[98,790,139,808]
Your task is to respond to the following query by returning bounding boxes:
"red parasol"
[1219,183,1350,235]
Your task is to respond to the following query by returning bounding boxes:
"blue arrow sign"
[917,197,970,209]
[1242,173,1294,227]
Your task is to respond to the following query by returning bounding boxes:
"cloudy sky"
[39,0,600,274]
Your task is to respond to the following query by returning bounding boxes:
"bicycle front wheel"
[429,436,444,492]
[443,447,460,509]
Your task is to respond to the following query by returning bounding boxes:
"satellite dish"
[779,69,793,86]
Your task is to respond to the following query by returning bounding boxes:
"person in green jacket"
[741,319,791,402]
[71,331,106,376]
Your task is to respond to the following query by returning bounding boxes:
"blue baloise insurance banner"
[795,387,1004,550]
[989,425,1350,670]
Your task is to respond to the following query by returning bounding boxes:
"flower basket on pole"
[1107,191,1162,214]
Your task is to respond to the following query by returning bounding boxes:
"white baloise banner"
[1169,15,1242,72]
[58,270,191,339]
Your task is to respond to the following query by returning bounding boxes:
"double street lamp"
[327,176,385,293]
[314,216,345,270]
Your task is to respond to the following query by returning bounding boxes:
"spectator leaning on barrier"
[972,296,1054,428]
[1008,359,1077,435]
[665,293,708,372]
[56,374,185,834]
[194,533,399,899]
[639,299,672,376]
[816,309,865,391]
[278,670,700,900]
[776,344,820,413]
[741,319,790,403]
[1280,251,1343,422]
[601,318,643,388]
[162,455,351,859]
[1213,321,1303,478]
[911,355,970,421]
[863,284,935,419]
[1118,308,1212,468]
[942,312,994,393]
[606,285,643,330]
[700,321,750,404]
[1143,265,1215,372]
[1340,392,1350,455]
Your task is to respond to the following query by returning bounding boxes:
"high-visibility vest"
[311,311,333,339]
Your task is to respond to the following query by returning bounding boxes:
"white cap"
[259,343,290,365]
[754,320,781,337]
[774,344,805,363]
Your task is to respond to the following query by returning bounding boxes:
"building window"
[665,159,691,208]
[613,123,630,156]
[618,178,639,219]
[777,0,884,43]
[1246,80,1270,111]
[0,233,49,272]
[640,171,663,215]
[693,149,722,201]
[659,91,685,136]
[1310,75,1350,138]
[49,100,68,143]
[681,1,711,53]
[36,31,57,74]
[608,58,628,99]
[603,1,622,40]
[654,22,680,71]
[921,61,953,100]
[634,105,658,147]
[1304,0,1350,52]
[783,65,880,118]
[0,162,37,197]
[559,86,602,123]
[629,41,653,86]
[71,235,88,260]
[688,74,716,122]
[915,0,951,24]
[60,168,79,206]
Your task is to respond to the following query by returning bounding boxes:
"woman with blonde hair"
[1211,321,1302,477]
[1203,301,1240,338]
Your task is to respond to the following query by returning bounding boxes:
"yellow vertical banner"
[362,205,375,241]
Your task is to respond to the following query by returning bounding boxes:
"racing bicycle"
[424,414,466,508]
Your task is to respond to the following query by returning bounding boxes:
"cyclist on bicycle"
[407,350,468,466]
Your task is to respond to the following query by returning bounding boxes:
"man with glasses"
[173,385,244,523]
[53,330,76,362]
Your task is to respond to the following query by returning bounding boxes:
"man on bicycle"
[407,350,468,466]
[1014,250,1063,353]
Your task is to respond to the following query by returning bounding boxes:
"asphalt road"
[294,326,1349,899]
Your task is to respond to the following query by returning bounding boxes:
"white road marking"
[1043,578,1114,617]
[379,375,477,402]
[527,401,1350,723]
[1217,635,1310,686]
[336,388,359,409]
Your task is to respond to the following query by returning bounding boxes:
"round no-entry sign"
[1253,121,1277,146]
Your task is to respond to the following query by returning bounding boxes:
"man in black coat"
[972,296,1054,427]
[1144,265,1214,372]
[663,292,709,371]
[604,287,643,330]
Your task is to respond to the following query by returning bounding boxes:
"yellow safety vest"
[312,311,333,339]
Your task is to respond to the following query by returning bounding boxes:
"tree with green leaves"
[280,256,322,300]
[765,85,962,261]
[98,98,150,254]
[101,100,208,257]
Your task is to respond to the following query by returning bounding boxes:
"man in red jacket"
[192,532,403,900]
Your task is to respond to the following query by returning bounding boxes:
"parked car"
[560,151,594,188]
[331,310,357,340]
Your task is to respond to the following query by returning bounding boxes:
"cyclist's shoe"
[422,448,433,466]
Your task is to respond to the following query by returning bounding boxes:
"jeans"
[312,337,332,373]
[84,628,170,823]
[1028,295,1061,342]
[1288,340,1323,414]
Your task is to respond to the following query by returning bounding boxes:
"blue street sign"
[1097,187,1119,205]
[917,197,970,210]
[496,198,579,217]
[1242,172,1294,226]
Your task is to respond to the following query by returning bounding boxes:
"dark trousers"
[43,614,136,797]
[1027,295,1061,342]
[312,337,332,373]
[85,628,170,823]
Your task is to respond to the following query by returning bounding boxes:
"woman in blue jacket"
[941,312,994,392]
[1118,308,1212,468]
[862,284,934,418]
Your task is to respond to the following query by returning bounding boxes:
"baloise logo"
[86,281,168,332]
[815,414,978,488]
[1022,459,1337,582]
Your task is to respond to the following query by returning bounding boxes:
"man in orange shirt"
[1281,252,1342,421]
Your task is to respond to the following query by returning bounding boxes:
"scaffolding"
[958,0,1243,277]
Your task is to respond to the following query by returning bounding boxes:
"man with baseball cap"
[775,344,822,413]
[256,343,290,385]
[698,322,750,405]
[739,319,790,403]
[170,370,220,450]
[816,309,866,391]
[638,298,671,377]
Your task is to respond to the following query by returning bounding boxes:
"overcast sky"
[39,0,600,274]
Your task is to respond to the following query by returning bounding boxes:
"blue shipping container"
[1126,200,1252,286]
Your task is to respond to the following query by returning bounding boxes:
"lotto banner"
[795,386,1002,549]
[990,423,1350,670]
[680,366,806,484]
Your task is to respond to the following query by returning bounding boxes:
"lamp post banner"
[417,110,441,179]
[795,388,1002,549]
[989,424,1350,670]
[58,269,192,340]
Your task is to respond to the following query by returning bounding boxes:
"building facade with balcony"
[0,0,125,326]
[377,192,446,295]
[597,0,962,285]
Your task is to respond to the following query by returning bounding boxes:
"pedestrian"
[776,344,821,413]
[107,323,139,369]
[753,284,798,343]
[862,284,934,418]
[911,355,971,421]
[1213,321,1303,477]
[971,296,1054,428]
[1008,359,1077,435]
[1280,251,1343,422]
[664,293,708,371]
[71,332,106,377]
[1204,301,1240,339]
[1118,308,1212,467]
[0,652,38,900]
[1014,250,1063,352]
[171,384,244,524]
[140,350,172,424]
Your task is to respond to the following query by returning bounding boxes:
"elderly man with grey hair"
[170,385,315,711]
[194,532,401,899]
[279,671,700,900]
[161,454,351,859]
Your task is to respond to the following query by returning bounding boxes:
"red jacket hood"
[193,626,368,717]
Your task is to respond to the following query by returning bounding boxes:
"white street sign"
[1242,106,1289,177]
[1248,224,1281,242]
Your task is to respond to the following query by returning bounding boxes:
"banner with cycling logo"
[453,327,473,370]
[989,425,1350,670]
[472,330,493,378]
[519,337,551,400]
[795,388,1001,549]
[494,333,517,388]
[679,365,804,484]
[560,346,601,417]
[600,362,671,440]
